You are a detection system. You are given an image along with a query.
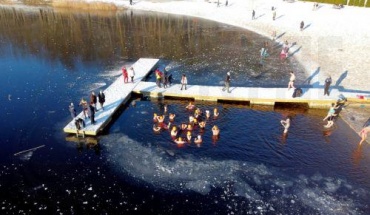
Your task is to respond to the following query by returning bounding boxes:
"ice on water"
[102,134,368,213]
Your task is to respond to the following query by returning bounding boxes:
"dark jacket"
[98,92,105,103]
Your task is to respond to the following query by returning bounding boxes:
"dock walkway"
[133,82,370,108]
[64,58,369,136]
[63,58,159,136]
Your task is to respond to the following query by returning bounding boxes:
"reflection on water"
[0,6,305,86]
[0,5,370,214]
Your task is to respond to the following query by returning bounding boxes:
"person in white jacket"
[128,67,135,83]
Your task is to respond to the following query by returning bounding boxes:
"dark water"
[0,6,370,214]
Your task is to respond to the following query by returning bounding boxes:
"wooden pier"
[64,58,369,137]
[133,82,370,108]
[63,58,159,136]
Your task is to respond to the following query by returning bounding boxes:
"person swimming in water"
[174,137,186,145]
[280,117,291,134]
[187,123,193,131]
[153,113,158,122]
[193,118,198,125]
[171,126,178,137]
[181,123,188,130]
[162,122,171,130]
[199,121,206,129]
[169,113,176,121]
[153,124,161,132]
[206,110,211,119]
[186,131,192,142]
[213,108,219,118]
[194,134,202,144]
[157,115,165,123]
[359,126,370,145]
[324,115,335,128]
[186,102,195,110]
[194,108,202,118]
[212,125,220,136]
[189,115,195,123]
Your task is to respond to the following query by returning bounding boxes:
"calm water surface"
[0,6,370,214]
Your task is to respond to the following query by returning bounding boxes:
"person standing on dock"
[98,90,105,110]
[129,67,135,83]
[222,72,231,93]
[180,74,187,90]
[168,74,173,86]
[69,102,76,119]
[74,117,85,135]
[122,66,128,83]
[155,68,162,88]
[163,71,168,88]
[287,71,295,90]
[79,98,89,119]
[89,103,96,125]
[90,92,97,111]
[324,75,332,96]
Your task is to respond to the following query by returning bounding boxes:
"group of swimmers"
[152,102,221,146]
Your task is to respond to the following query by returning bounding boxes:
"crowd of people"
[69,90,106,135]
[152,102,221,146]
[66,61,367,145]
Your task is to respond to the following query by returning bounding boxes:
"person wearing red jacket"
[122,66,128,83]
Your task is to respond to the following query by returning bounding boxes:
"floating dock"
[63,58,159,136]
[64,58,369,136]
[133,82,370,108]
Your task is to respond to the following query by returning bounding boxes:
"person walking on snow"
[300,21,305,31]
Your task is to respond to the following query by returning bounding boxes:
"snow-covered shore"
[102,0,370,92]
[112,0,370,138]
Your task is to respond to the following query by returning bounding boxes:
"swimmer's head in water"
[213,125,218,129]
[187,131,191,135]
